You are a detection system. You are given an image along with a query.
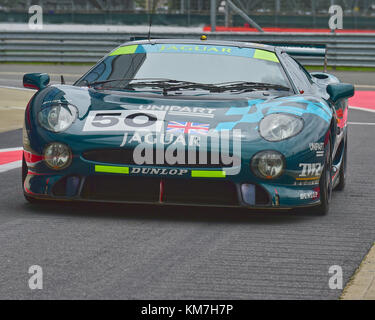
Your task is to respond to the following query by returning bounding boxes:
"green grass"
[0,61,94,66]
[306,66,375,72]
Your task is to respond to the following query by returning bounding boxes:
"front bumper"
[24,154,321,209]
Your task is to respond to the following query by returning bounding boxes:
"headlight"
[44,142,72,170]
[251,150,285,179]
[38,104,77,132]
[259,114,304,142]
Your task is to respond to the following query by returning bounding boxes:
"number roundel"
[83,110,166,132]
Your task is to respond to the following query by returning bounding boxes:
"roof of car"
[120,38,277,52]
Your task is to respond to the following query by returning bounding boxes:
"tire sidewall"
[319,138,333,213]
[338,135,348,190]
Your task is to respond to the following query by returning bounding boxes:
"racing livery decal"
[215,97,332,131]
[83,110,166,132]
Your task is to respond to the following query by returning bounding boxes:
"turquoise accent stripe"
[215,97,332,131]
[226,106,251,116]
[266,103,331,123]
[215,122,237,131]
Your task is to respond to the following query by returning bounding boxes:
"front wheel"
[310,136,332,215]
[335,136,347,191]
[22,154,41,204]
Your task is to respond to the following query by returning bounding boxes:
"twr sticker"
[297,163,323,180]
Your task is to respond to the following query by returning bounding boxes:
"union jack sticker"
[166,121,210,135]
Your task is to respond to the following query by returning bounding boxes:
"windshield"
[76,43,291,90]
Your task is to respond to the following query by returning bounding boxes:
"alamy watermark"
[27,4,343,32]
[28,5,43,30]
[328,5,343,30]
[120,130,242,175]
[28,265,43,290]
[83,109,243,175]
[328,265,343,290]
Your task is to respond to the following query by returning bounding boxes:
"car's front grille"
[163,179,239,205]
[82,148,238,168]
[80,175,160,202]
[79,175,240,206]
[255,185,271,205]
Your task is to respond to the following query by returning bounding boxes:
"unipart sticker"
[137,104,216,118]
[309,142,324,151]
[309,142,325,157]
[83,110,166,132]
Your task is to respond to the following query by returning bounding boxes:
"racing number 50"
[84,110,166,132]
[91,112,157,129]
[124,112,157,127]
[91,113,121,127]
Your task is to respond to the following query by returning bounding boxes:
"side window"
[293,58,314,83]
[83,62,106,83]
[282,53,312,93]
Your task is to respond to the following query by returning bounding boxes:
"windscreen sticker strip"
[109,44,279,62]
[253,49,279,63]
[109,45,138,56]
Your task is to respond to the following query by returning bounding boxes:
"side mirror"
[327,83,354,103]
[23,73,50,91]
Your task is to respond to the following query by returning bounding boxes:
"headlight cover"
[44,142,72,170]
[251,150,285,179]
[259,113,304,142]
[38,104,77,132]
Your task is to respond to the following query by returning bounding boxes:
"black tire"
[335,136,347,191]
[22,154,27,184]
[22,154,41,204]
[310,136,333,215]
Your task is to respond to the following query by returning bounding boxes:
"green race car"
[22,39,354,215]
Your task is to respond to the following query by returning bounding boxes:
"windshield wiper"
[213,81,291,92]
[87,78,220,95]
[86,78,290,95]
[87,78,200,88]
[126,80,208,89]
[162,81,290,94]
[153,82,221,95]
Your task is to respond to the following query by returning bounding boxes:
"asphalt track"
[0,65,375,299]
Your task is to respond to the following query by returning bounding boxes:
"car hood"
[37,85,332,144]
